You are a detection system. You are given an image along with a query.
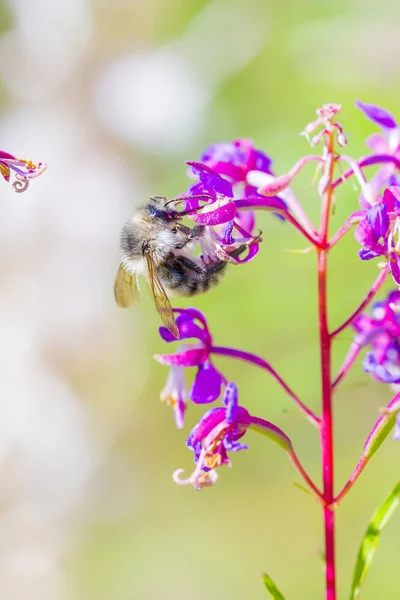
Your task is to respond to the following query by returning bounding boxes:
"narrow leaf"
[350,482,400,600]
[292,482,313,496]
[262,573,286,600]
[363,398,400,460]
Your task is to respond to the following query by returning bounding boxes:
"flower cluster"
[154,308,291,488]
[0,150,46,192]
[353,103,400,283]
[174,140,287,267]
[154,308,224,429]
[151,104,400,497]
[353,290,400,384]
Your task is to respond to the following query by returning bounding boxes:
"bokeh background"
[0,0,399,598]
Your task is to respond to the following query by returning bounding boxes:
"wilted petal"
[356,101,397,129]
[190,361,223,404]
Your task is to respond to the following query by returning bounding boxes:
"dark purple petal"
[159,326,179,342]
[356,101,397,129]
[358,248,382,260]
[223,436,248,452]
[187,161,233,197]
[367,204,389,238]
[248,148,272,173]
[189,361,223,404]
[233,241,260,263]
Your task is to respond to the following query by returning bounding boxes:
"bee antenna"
[165,194,213,208]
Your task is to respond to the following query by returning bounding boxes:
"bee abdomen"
[157,256,227,297]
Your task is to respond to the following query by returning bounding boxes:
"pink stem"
[332,154,400,190]
[330,266,389,337]
[211,345,320,427]
[280,187,318,237]
[235,198,323,248]
[327,210,365,248]
[288,448,324,501]
[318,131,336,600]
[332,341,362,389]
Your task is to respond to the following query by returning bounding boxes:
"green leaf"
[292,482,313,496]
[363,408,400,460]
[262,573,286,600]
[349,482,400,600]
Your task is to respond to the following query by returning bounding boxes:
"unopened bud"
[337,132,347,147]
[258,173,292,196]
[311,130,325,147]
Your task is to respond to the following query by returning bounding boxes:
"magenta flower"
[356,101,400,202]
[353,290,400,384]
[0,151,46,192]
[181,162,263,264]
[173,382,251,489]
[200,138,272,197]
[173,381,292,490]
[154,309,225,426]
[355,186,400,283]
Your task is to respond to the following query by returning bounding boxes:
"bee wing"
[114,264,140,308]
[145,254,179,339]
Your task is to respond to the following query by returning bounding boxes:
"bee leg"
[175,225,206,250]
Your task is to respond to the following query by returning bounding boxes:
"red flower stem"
[326,210,365,248]
[332,154,400,190]
[333,454,370,507]
[235,198,324,248]
[210,345,320,427]
[288,448,324,502]
[318,131,336,600]
[330,266,389,338]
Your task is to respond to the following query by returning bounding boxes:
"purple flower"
[0,151,46,192]
[154,309,225,426]
[356,101,400,201]
[353,290,400,384]
[200,138,273,197]
[355,186,400,283]
[172,382,293,490]
[179,162,263,264]
[173,382,252,489]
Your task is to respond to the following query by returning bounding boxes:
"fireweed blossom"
[356,101,400,203]
[0,150,46,192]
[173,382,292,490]
[178,160,287,265]
[353,290,400,384]
[354,186,400,283]
[146,103,400,599]
[154,308,225,428]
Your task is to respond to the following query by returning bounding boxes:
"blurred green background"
[0,0,400,599]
